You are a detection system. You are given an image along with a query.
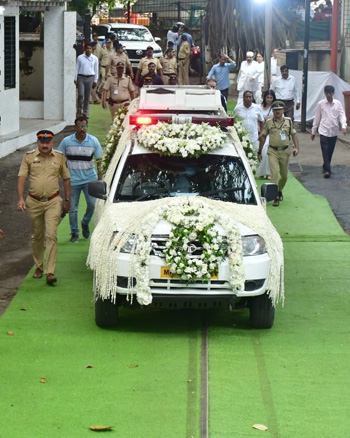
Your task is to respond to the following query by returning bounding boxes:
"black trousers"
[320,134,337,173]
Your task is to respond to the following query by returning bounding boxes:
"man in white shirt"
[311,85,347,178]
[271,65,300,120]
[237,51,261,104]
[75,42,99,118]
[270,48,279,83]
[234,90,264,152]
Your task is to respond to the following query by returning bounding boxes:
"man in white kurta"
[237,51,261,104]
[234,90,264,152]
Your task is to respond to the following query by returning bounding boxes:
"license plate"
[161,266,217,279]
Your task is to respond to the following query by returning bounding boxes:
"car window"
[114,153,256,204]
[111,27,153,42]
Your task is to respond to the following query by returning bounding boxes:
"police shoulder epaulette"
[55,150,64,155]
[26,149,36,154]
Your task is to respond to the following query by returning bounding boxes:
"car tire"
[249,293,275,329]
[95,297,119,328]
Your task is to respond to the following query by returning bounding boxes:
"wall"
[0,6,20,136]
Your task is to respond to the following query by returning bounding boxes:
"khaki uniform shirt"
[18,149,70,198]
[160,56,177,74]
[137,56,162,76]
[178,41,190,60]
[106,52,131,74]
[99,47,114,67]
[262,117,296,147]
[103,75,135,103]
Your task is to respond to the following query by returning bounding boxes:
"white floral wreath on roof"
[137,121,226,158]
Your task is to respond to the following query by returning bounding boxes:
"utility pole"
[301,0,310,132]
[264,0,272,90]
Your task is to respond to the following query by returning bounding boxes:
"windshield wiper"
[199,187,246,197]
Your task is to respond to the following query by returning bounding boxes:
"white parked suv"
[88,86,284,329]
[94,23,163,68]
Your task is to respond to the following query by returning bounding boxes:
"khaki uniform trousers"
[26,195,62,274]
[267,147,291,191]
[178,59,190,85]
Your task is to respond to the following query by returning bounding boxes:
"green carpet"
[1,106,350,437]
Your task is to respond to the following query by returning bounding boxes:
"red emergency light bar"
[129,114,234,128]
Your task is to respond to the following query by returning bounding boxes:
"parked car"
[88,86,284,329]
[93,23,163,68]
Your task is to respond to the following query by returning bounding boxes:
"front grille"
[125,49,145,60]
[150,234,228,258]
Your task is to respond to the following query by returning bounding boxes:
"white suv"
[94,23,163,68]
[88,86,284,329]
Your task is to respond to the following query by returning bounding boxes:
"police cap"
[271,101,285,110]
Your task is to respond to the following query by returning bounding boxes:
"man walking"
[271,65,300,120]
[258,101,299,207]
[234,90,264,152]
[102,61,136,119]
[17,130,71,285]
[75,42,99,118]
[206,53,236,101]
[311,85,347,178]
[160,49,177,85]
[237,51,261,104]
[57,117,103,243]
[177,34,191,85]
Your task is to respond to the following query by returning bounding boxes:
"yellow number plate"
[160,266,217,279]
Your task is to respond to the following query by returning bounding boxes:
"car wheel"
[249,293,275,329]
[95,296,119,328]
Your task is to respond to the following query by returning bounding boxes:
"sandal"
[278,191,283,201]
[273,198,280,207]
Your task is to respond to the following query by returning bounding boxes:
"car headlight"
[242,235,266,256]
[119,234,136,253]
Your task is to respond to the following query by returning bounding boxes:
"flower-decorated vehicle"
[88,86,283,329]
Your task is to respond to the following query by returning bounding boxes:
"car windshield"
[114,153,257,205]
[112,28,153,42]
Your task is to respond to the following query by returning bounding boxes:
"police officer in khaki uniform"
[160,49,177,85]
[135,46,163,86]
[177,34,191,85]
[105,43,133,81]
[258,101,299,207]
[102,61,136,120]
[97,39,115,96]
[17,130,71,284]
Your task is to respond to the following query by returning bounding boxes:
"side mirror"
[88,180,107,200]
[261,183,278,202]
[154,37,161,43]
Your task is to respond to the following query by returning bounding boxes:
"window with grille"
[4,16,16,89]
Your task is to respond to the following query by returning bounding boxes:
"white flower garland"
[234,117,259,173]
[87,197,283,307]
[137,121,226,157]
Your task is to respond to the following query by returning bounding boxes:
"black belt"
[101,65,106,68]
[78,74,94,77]
[29,191,59,202]
[178,58,185,61]
[270,145,289,151]
[280,99,294,102]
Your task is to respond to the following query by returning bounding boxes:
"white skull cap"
[246,51,254,57]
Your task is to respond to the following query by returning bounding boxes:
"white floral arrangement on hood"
[137,121,226,157]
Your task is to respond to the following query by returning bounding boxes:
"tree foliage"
[204,0,295,66]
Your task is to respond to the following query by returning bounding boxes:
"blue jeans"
[69,183,96,235]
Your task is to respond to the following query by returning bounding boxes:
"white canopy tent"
[290,70,350,122]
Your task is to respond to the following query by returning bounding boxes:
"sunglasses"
[38,137,53,143]
[76,125,88,130]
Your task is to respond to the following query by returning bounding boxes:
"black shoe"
[278,191,283,201]
[70,233,79,243]
[81,222,90,239]
[324,172,331,179]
